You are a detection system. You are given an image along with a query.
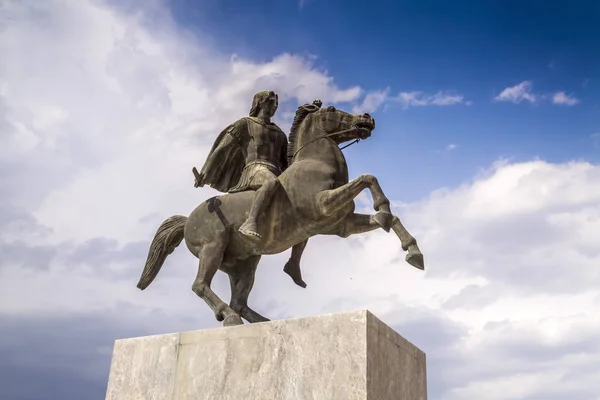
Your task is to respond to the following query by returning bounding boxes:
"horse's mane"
[287,102,321,165]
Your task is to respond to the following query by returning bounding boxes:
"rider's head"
[249,91,278,118]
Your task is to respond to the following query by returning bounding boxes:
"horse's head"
[313,105,375,143]
[288,102,376,163]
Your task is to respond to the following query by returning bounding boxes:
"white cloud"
[494,81,537,103]
[395,90,471,108]
[494,81,580,106]
[552,91,580,106]
[0,0,363,245]
[352,87,391,113]
[1,1,599,399]
[352,89,471,113]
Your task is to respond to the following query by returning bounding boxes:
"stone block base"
[105,310,427,400]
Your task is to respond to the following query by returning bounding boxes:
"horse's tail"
[137,215,188,291]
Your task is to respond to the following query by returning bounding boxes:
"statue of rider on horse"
[137,90,424,327]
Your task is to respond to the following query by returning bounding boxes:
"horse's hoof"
[373,211,393,232]
[406,251,424,270]
[223,314,244,327]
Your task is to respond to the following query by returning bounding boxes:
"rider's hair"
[249,91,276,117]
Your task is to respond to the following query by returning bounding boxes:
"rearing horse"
[137,103,424,326]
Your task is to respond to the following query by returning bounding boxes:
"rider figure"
[194,90,307,287]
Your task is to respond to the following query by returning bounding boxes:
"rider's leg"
[239,172,279,239]
[284,239,308,288]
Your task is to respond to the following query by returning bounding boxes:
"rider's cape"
[199,119,248,193]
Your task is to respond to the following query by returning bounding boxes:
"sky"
[0,0,599,399]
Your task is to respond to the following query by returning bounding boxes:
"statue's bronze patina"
[137,91,424,327]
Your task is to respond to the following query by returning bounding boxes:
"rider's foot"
[284,260,307,288]
[239,220,261,239]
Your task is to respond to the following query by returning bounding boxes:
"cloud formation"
[353,88,471,113]
[552,91,580,106]
[1,1,599,400]
[494,81,537,103]
[494,81,580,106]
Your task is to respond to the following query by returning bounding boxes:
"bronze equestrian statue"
[137,92,424,327]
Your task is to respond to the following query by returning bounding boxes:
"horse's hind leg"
[191,242,243,327]
[228,256,270,323]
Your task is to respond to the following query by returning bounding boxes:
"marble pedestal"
[105,310,427,400]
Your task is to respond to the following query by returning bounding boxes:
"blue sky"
[2,1,600,399]
[169,0,598,200]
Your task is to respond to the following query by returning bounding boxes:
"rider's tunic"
[228,117,287,193]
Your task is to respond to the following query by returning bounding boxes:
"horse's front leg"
[316,174,393,230]
[391,216,424,270]
[330,213,425,270]
[333,213,380,237]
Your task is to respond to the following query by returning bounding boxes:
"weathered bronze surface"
[137,92,424,327]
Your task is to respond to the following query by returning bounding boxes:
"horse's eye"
[326,106,336,112]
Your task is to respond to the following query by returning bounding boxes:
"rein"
[292,127,362,159]
[340,139,360,150]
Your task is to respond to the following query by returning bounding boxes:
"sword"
[192,167,202,188]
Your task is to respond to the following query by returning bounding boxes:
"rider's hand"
[193,167,204,188]
[194,175,204,188]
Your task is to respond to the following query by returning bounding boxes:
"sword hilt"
[192,167,202,188]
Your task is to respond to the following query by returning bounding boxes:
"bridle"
[292,126,364,160]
